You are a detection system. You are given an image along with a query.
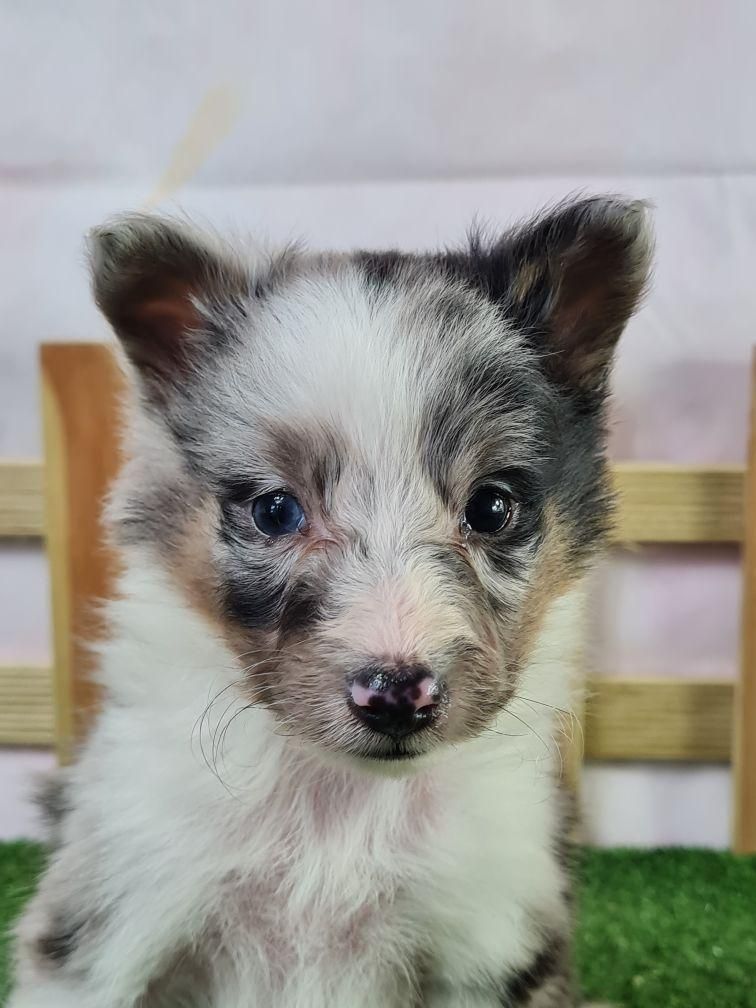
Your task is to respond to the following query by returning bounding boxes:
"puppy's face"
[91,199,651,766]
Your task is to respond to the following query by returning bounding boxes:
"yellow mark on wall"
[142,85,241,208]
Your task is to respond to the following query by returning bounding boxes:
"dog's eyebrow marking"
[265,422,345,507]
[217,476,269,504]
[311,446,342,504]
[419,350,543,508]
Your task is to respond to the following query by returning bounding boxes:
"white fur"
[10,553,583,1008]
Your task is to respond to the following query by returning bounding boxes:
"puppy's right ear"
[88,215,250,399]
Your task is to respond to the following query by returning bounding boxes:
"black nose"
[347,663,445,739]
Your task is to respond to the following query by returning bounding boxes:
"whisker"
[511,693,572,716]
[503,707,561,775]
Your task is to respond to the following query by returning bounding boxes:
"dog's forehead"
[252,267,426,431]
[180,260,548,498]
[247,264,531,418]
[251,265,493,389]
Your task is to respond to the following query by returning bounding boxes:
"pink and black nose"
[348,664,445,739]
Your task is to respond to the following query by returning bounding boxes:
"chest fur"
[183,757,563,1008]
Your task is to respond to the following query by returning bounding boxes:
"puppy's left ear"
[472,197,653,397]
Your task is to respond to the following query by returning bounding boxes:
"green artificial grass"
[576,848,756,1007]
[0,843,754,1006]
[0,842,46,1004]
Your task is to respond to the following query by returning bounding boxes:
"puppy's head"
[90,198,652,767]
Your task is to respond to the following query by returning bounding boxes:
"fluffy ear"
[465,197,653,396]
[88,215,250,395]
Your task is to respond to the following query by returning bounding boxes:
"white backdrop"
[1,0,754,846]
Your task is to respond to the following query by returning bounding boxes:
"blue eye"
[251,492,306,537]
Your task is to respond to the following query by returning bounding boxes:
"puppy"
[10,196,651,1007]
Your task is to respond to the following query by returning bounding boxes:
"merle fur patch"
[500,937,570,1004]
[34,773,72,851]
[37,917,82,967]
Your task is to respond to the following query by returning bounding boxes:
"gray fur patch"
[37,917,82,967]
[35,772,71,848]
[500,935,573,1006]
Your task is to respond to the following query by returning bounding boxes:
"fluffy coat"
[10,196,652,1007]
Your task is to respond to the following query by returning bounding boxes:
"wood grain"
[0,460,45,537]
[40,343,125,761]
[0,665,54,745]
[584,678,733,762]
[611,463,745,543]
[733,352,756,853]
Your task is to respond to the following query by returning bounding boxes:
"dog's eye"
[251,492,306,537]
[462,485,516,535]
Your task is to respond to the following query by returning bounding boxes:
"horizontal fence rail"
[0,666,55,746]
[0,461,45,538]
[584,678,733,761]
